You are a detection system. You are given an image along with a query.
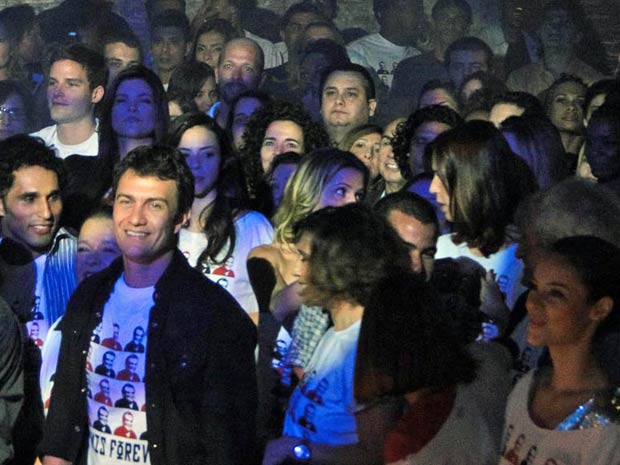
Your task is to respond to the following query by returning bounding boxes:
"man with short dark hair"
[150,9,190,88]
[210,37,265,128]
[42,145,257,465]
[0,135,76,465]
[101,30,143,84]
[319,64,376,144]
[31,44,106,159]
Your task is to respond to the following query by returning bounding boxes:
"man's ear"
[91,85,105,104]
[0,198,5,217]
[590,296,613,324]
[368,99,377,117]
[174,210,191,233]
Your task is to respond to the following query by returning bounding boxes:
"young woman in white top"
[499,236,620,465]
[429,120,537,308]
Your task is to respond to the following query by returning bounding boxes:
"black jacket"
[41,251,257,465]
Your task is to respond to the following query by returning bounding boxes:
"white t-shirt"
[435,234,525,309]
[283,320,361,445]
[26,255,49,348]
[244,30,285,69]
[347,33,420,88]
[86,276,154,465]
[498,370,620,465]
[31,124,99,159]
[178,210,273,314]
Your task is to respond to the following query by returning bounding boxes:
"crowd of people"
[0,0,619,464]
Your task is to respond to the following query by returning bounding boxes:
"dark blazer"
[41,251,257,465]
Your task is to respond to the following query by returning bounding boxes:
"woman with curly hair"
[239,100,330,212]
[169,113,273,321]
[392,104,463,181]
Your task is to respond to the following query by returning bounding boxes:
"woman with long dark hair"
[168,113,273,320]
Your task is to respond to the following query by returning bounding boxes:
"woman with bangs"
[429,120,536,309]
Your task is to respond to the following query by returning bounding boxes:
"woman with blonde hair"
[249,148,368,449]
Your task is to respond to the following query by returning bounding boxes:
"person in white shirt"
[31,44,105,159]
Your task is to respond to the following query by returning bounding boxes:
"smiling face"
[112,79,156,139]
[195,30,226,68]
[525,253,602,348]
[177,125,222,196]
[548,81,586,133]
[378,119,406,189]
[260,120,304,172]
[316,167,365,209]
[48,59,103,125]
[76,216,121,282]
[113,170,186,267]
[0,166,62,258]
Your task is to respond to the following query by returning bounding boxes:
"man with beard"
[208,38,264,128]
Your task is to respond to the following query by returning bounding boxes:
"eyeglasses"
[0,107,25,122]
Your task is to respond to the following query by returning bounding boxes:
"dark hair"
[167,113,249,264]
[191,18,241,60]
[167,61,215,102]
[585,79,618,115]
[300,38,350,71]
[225,89,272,143]
[459,70,509,114]
[491,91,545,118]
[375,191,439,234]
[151,9,191,43]
[500,115,569,190]
[50,43,108,90]
[268,151,303,173]
[0,4,35,44]
[301,19,345,47]
[431,0,472,24]
[392,104,463,179]
[319,63,375,101]
[0,135,65,197]
[281,2,324,30]
[543,74,587,115]
[0,80,34,132]
[355,272,477,402]
[432,120,536,256]
[550,236,620,339]
[81,205,113,227]
[100,29,143,63]
[239,100,330,200]
[444,36,493,68]
[145,0,186,18]
[98,65,169,177]
[417,79,459,110]
[111,144,194,222]
[292,203,409,307]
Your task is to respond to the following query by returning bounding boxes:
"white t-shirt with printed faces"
[86,276,153,465]
[283,320,361,445]
[178,210,273,314]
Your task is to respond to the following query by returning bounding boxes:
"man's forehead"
[153,26,186,40]
[220,43,259,64]
[50,59,88,79]
[450,49,487,63]
[9,165,59,191]
[105,42,140,57]
[324,71,365,89]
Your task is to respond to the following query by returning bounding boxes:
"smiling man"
[31,44,106,159]
[319,63,376,145]
[0,135,77,465]
[41,145,257,465]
